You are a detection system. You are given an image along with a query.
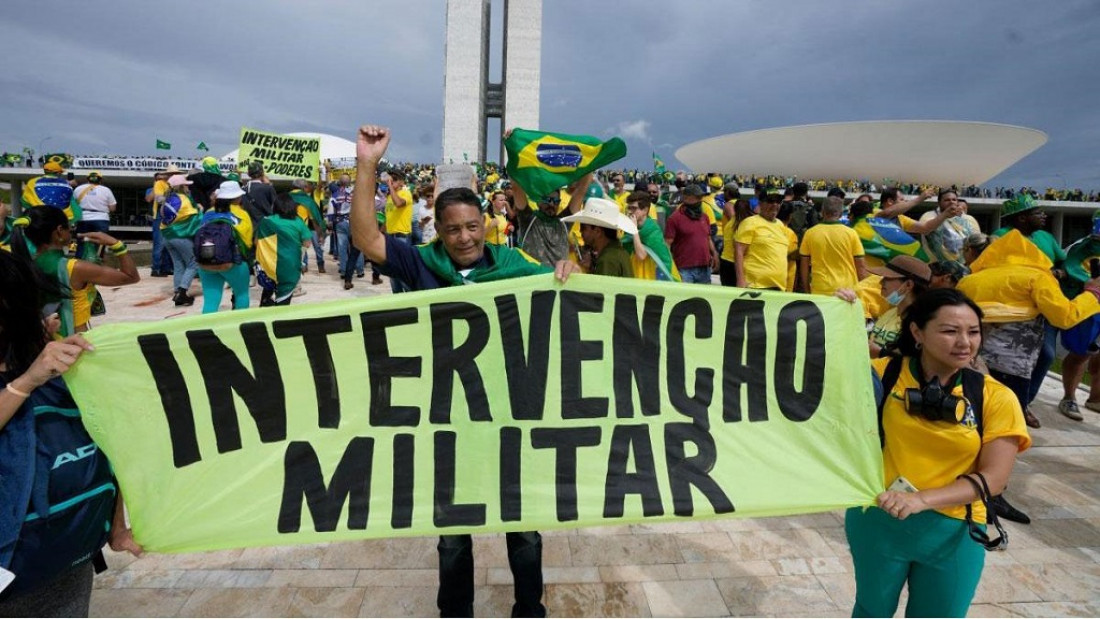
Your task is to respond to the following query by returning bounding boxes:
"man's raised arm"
[351,125,389,265]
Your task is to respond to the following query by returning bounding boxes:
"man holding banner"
[350,124,581,618]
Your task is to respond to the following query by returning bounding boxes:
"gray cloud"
[2,0,1097,189]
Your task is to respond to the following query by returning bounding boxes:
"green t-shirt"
[993,227,1065,266]
[592,242,634,278]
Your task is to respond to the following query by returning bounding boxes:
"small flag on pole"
[156,139,171,150]
[196,142,209,152]
[653,152,666,174]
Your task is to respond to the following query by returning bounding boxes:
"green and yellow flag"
[197,142,210,152]
[653,151,666,175]
[156,139,171,150]
[504,128,627,202]
[255,217,311,296]
[289,189,326,235]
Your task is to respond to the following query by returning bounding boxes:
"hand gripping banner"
[66,275,883,552]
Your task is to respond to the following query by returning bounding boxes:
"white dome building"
[675,121,1047,187]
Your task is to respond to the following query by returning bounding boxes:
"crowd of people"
[3,122,1098,617]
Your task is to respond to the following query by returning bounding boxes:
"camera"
[904,381,963,423]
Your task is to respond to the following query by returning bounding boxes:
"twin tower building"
[442,0,542,165]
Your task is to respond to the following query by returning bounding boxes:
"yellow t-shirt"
[153,179,169,217]
[385,187,415,235]
[857,274,889,320]
[785,226,798,292]
[870,307,902,350]
[484,212,509,245]
[898,214,919,233]
[733,215,793,290]
[66,259,94,331]
[720,217,737,262]
[799,222,865,296]
[871,357,1031,523]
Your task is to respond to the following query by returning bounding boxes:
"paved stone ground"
[83,264,1100,617]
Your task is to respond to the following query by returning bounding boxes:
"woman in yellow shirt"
[484,191,510,246]
[849,288,1030,617]
[719,198,753,286]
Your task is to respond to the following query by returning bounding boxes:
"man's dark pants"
[437,532,545,617]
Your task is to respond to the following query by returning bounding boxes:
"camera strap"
[958,472,1008,551]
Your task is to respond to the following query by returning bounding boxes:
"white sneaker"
[1059,399,1084,421]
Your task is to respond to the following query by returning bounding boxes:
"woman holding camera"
[847,288,1031,617]
[11,207,139,335]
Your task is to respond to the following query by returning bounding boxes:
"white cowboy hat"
[561,197,638,235]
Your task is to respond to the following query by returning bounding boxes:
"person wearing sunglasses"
[849,288,1031,617]
[510,174,592,267]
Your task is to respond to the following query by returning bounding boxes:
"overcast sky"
[2,0,1097,189]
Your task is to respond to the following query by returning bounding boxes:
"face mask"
[886,289,906,306]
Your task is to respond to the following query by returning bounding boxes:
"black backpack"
[787,199,819,239]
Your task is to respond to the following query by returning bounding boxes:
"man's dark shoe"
[1024,408,1041,429]
[992,494,1031,525]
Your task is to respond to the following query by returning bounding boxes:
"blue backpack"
[193,218,240,267]
[0,378,116,597]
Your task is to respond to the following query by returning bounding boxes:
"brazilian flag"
[255,217,311,297]
[852,216,928,262]
[504,128,627,203]
[289,189,326,235]
[22,175,80,223]
[653,152,666,174]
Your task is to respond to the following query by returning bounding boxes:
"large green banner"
[237,127,320,181]
[67,275,882,553]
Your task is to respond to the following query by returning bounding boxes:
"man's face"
[580,223,601,246]
[682,194,701,208]
[759,200,780,221]
[613,176,625,192]
[438,203,486,268]
[339,174,351,186]
[1022,209,1047,232]
[939,192,958,211]
[647,184,660,201]
[539,194,562,216]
